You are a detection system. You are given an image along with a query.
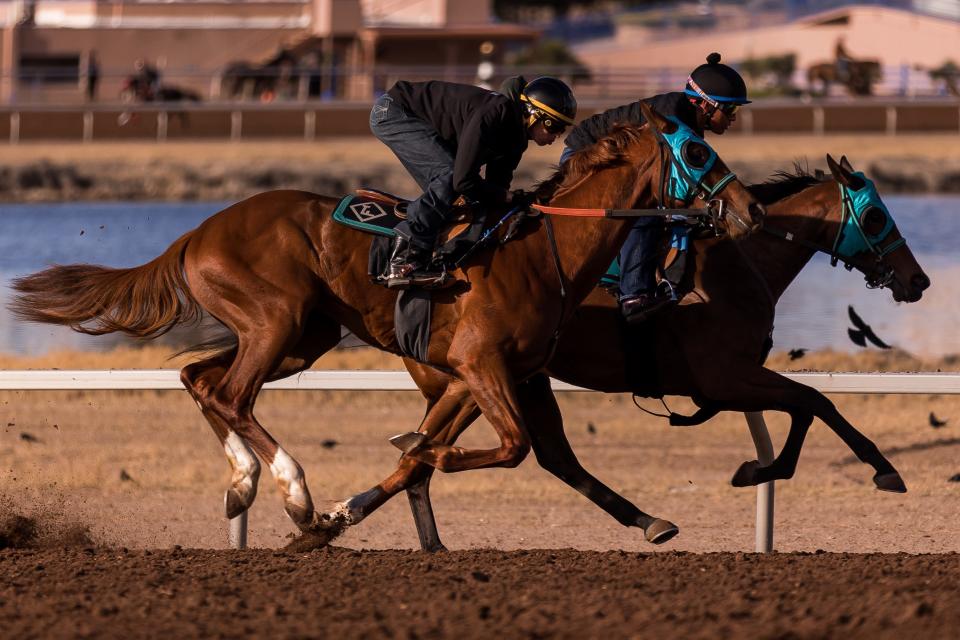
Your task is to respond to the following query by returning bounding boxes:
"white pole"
[229,510,248,550]
[745,412,775,552]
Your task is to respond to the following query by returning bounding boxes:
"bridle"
[762,173,905,290]
[648,116,750,235]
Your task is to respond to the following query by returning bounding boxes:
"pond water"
[0,196,958,357]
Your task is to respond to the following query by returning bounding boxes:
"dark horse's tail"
[9,231,201,338]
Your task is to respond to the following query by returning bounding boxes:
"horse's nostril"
[912,273,931,291]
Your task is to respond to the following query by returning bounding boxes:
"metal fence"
[3,369,956,552]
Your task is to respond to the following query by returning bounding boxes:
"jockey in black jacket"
[371,76,577,289]
[561,53,751,323]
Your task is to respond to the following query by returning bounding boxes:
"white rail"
[4,369,958,552]
[2,369,960,393]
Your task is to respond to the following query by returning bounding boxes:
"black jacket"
[563,92,702,153]
[388,80,527,205]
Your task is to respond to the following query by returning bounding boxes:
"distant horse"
[221,49,299,101]
[117,75,202,127]
[320,155,929,551]
[807,60,881,96]
[10,103,764,541]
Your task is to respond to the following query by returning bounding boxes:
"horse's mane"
[748,163,825,205]
[533,124,648,201]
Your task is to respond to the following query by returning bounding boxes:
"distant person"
[370,76,577,289]
[85,51,100,102]
[134,58,161,100]
[835,38,852,81]
[560,52,751,323]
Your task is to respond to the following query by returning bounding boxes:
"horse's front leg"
[520,374,679,544]
[320,378,481,549]
[731,410,813,487]
[699,366,905,493]
[396,351,532,472]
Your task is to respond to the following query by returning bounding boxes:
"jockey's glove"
[509,189,538,209]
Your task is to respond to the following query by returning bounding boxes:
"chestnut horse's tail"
[9,231,200,338]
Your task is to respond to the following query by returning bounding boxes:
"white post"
[229,510,248,549]
[745,411,775,552]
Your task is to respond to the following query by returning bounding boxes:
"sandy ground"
[1,346,958,555]
[2,346,959,638]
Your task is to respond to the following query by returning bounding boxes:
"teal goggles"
[831,172,905,267]
[657,116,737,205]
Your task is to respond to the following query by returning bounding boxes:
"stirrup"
[385,269,453,290]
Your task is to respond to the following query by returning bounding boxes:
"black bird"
[321,439,338,449]
[788,348,808,361]
[847,306,892,349]
[949,473,960,483]
[119,469,133,482]
[586,422,597,435]
[19,432,40,443]
[929,412,948,428]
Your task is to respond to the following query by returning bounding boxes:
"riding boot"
[383,235,447,290]
[620,282,677,325]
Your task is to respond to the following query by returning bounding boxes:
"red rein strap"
[531,204,704,218]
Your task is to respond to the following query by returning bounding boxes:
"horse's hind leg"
[181,314,342,521]
[181,350,260,519]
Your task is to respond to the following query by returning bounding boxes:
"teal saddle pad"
[331,193,406,237]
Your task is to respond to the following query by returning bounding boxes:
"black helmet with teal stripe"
[521,77,577,133]
[685,52,751,107]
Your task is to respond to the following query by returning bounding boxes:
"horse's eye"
[861,207,887,235]
[682,141,710,169]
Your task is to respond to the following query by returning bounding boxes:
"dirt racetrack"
[2,547,958,639]
[2,347,960,637]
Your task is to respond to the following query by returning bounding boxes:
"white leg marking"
[224,431,260,496]
[269,447,310,514]
[329,488,384,526]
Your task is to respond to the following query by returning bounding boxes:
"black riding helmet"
[685,52,751,107]
[520,77,578,133]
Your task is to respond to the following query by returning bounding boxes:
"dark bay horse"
[321,155,929,550]
[10,103,763,539]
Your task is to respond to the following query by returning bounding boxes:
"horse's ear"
[826,154,851,186]
[640,101,676,134]
[826,154,865,189]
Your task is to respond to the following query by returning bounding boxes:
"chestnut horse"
[322,155,929,550]
[9,103,763,539]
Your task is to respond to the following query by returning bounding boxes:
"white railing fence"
[3,369,957,552]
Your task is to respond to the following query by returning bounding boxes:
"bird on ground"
[119,469,133,481]
[587,422,597,435]
[19,432,40,443]
[321,439,338,449]
[929,412,948,428]
[847,306,892,349]
[788,348,808,360]
[948,473,960,483]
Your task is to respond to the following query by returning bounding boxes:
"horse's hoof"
[423,542,448,553]
[284,502,314,528]
[874,471,907,493]
[731,460,761,487]
[644,519,679,544]
[389,432,428,454]
[224,488,249,519]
